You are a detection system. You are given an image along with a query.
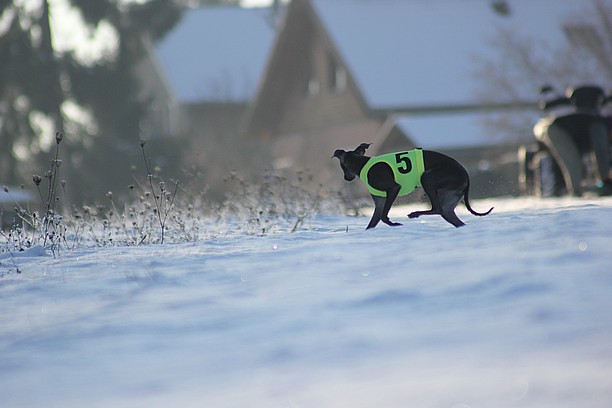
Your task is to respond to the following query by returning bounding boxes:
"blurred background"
[1,0,611,207]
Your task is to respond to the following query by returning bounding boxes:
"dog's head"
[332,149,355,181]
[332,143,371,181]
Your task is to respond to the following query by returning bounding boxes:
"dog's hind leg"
[408,170,441,219]
[408,170,465,227]
[438,189,466,227]
[408,208,438,218]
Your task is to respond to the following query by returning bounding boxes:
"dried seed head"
[106,191,113,200]
[2,185,8,193]
[33,175,43,186]
[139,140,146,148]
[56,132,64,144]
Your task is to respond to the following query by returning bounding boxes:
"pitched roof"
[311,0,586,110]
[155,6,276,103]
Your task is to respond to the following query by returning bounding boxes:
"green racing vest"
[359,149,425,197]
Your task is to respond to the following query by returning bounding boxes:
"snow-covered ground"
[1,197,612,408]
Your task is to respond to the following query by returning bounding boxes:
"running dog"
[332,143,493,229]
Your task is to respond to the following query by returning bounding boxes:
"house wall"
[276,30,369,135]
[181,102,270,201]
[273,120,383,185]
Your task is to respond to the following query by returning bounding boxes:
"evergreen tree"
[0,0,182,200]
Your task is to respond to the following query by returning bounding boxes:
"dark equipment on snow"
[518,85,612,197]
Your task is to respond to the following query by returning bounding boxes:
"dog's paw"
[383,220,402,227]
[407,212,419,219]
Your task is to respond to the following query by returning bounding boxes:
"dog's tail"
[463,180,493,217]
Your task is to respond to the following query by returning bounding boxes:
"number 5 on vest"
[395,152,412,174]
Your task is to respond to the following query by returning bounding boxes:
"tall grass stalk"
[31,132,65,254]
[139,140,179,244]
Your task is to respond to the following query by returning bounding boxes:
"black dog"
[332,143,493,229]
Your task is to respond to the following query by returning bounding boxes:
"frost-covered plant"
[63,142,199,247]
[218,168,340,235]
[1,138,348,260]
[1,132,68,257]
[0,137,190,254]
[137,140,179,244]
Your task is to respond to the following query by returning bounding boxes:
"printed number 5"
[395,152,412,174]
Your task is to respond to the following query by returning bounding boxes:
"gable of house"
[244,0,375,142]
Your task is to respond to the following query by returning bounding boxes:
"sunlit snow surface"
[2,198,612,407]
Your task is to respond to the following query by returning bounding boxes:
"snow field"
[1,197,612,407]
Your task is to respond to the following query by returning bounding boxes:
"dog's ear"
[353,143,371,156]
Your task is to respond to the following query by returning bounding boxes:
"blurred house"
[142,0,590,198]
[135,6,276,198]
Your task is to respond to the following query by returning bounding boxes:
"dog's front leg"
[367,189,402,230]
[366,195,385,229]
[380,184,402,227]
